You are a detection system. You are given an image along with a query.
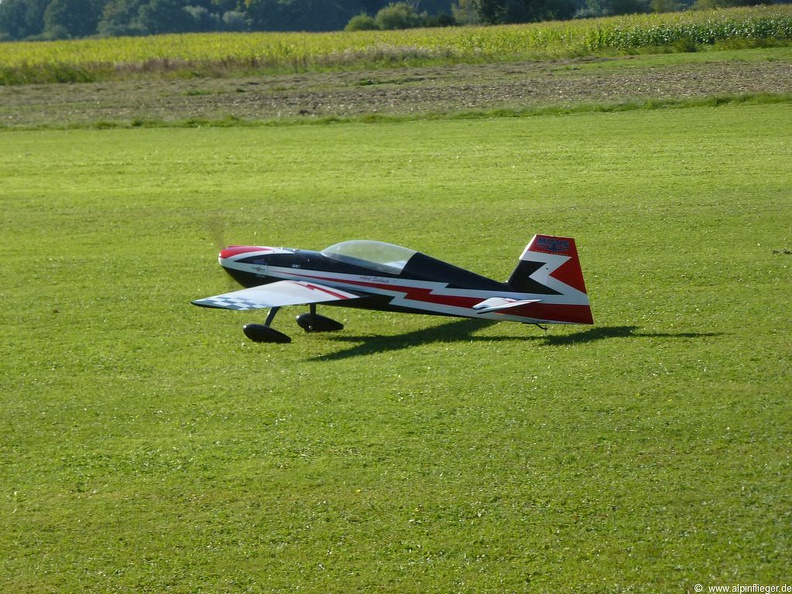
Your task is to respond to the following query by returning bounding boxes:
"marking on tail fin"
[536,236,570,253]
[522,234,589,296]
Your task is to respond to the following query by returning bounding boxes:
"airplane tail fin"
[507,234,593,324]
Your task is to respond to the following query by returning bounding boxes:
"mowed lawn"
[1,104,790,592]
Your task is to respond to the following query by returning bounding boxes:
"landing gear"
[242,305,343,343]
[243,323,291,343]
[243,307,291,343]
[296,305,344,333]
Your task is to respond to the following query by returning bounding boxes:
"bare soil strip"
[1,57,791,127]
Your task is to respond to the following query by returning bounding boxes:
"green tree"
[44,0,105,38]
[139,0,192,33]
[183,5,221,30]
[0,0,31,39]
[474,0,504,23]
[245,0,362,31]
[474,0,575,24]
[691,0,756,8]
[243,0,281,30]
[0,0,50,39]
[452,0,481,24]
[345,12,379,29]
[607,0,649,14]
[98,0,146,35]
[221,9,248,30]
[211,0,243,11]
[375,2,422,29]
[650,0,682,11]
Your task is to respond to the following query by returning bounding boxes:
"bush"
[425,13,456,27]
[345,13,379,31]
[222,11,249,32]
[375,2,423,30]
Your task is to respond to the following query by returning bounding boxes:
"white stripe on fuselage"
[224,262,587,322]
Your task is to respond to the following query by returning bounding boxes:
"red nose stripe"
[219,246,270,259]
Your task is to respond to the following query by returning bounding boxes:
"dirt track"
[1,56,791,127]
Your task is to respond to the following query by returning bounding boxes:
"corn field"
[1,6,790,84]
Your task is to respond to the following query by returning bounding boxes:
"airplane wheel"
[243,324,291,343]
[296,313,344,333]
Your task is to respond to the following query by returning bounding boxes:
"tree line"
[0,0,776,41]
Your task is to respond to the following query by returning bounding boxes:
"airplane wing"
[472,297,542,314]
[192,280,361,311]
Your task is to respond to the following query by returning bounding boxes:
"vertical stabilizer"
[507,235,593,324]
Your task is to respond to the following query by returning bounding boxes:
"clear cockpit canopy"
[321,240,417,275]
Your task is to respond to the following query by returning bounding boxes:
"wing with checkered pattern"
[192,280,361,311]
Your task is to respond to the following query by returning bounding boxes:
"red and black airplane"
[192,234,593,343]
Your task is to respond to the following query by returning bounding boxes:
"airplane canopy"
[321,240,417,274]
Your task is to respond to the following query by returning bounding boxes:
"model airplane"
[192,234,593,343]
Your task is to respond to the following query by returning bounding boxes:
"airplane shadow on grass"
[313,319,723,361]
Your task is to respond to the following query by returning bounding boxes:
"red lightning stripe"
[298,275,481,309]
[284,273,593,324]
[299,282,355,300]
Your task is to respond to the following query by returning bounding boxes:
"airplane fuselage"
[216,244,590,325]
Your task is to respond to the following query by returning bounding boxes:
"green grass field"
[1,103,790,592]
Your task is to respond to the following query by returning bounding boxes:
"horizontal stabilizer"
[472,297,542,314]
[192,280,360,311]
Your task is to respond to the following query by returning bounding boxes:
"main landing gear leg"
[243,307,292,343]
[296,304,344,333]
